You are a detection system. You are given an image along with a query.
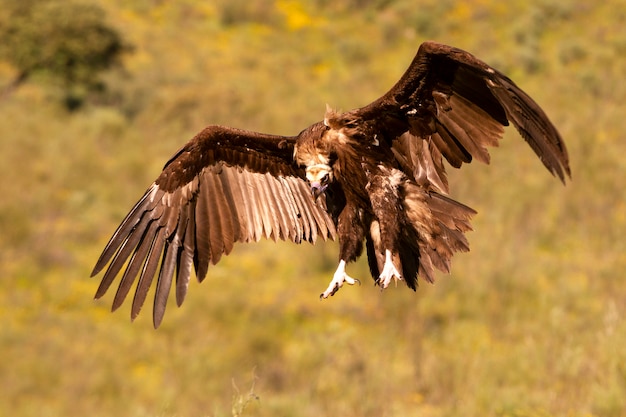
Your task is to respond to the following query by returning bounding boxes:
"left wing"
[357,41,571,193]
[92,125,336,327]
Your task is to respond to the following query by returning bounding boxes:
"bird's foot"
[377,249,402,289]
[320,260,360,299]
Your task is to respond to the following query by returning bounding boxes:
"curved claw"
[377,249,402,289]
[320,260,360,299]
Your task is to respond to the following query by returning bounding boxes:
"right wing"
[91,125,336,327]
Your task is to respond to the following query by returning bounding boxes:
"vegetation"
[0,0,128,108]
[1,0,625,416]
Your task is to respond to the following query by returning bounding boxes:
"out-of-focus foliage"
[1,0,626,416]
[0,0,129,107]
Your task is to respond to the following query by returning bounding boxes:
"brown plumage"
[92,42,570,327]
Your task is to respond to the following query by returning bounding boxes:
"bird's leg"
[320,260,360,299]
[365,168,405,289]
[377,249,402,289]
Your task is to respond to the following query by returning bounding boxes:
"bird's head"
[294,122,335,200]
[305,163,333,199]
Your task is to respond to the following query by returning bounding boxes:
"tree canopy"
[0,0,128,107]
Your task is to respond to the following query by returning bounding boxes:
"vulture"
[92,41,570,328]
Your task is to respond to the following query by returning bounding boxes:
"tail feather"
[400,184,476,288]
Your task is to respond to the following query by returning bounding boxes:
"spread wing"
[359,41,571,193]
[92,125,336,327]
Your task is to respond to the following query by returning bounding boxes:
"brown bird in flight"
[92,42,570,328]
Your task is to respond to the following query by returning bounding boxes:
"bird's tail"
[367,185,476,289]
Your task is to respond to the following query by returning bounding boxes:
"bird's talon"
[320,260,359,299]
[378,249,402,290]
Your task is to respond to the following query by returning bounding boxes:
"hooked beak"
[310,182,327,200]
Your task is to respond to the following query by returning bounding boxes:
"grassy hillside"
[1,1,625,416]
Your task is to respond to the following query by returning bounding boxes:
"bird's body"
[92,42,570,327]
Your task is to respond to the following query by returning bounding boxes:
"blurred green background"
[1,0,625,416]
